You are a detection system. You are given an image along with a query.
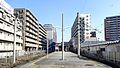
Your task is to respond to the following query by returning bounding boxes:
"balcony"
[26,37,38,44]
[26,15,38,29]
[26,42,38,47]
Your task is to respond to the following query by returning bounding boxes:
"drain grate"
[85,64,94,66]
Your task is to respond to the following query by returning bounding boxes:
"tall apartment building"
[0,0,22,57]
[15,8,47,51]
[104,16,120,41]
[43,24,57,44]
[15,8,39,51]
[38,24,47,50]
[71,12,91,48]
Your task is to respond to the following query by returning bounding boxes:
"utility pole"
[77,12,80,57]
[62,13,64,60]
[13,12,19,63]
[13,16,17,63]
[46,39,49,58]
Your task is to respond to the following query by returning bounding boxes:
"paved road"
[15,52,112,68]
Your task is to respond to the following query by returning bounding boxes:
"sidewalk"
[16,52,112,68]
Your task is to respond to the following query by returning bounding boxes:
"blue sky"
[6,0,120,42]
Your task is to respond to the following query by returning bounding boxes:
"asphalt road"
[15,52,112,68]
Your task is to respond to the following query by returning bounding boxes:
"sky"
[6,0,120,42]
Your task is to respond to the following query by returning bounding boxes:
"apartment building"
[104,16,120,41]
[0,0,22,57]
[38,24,47,50]
[14,8,40,51]
[15,8,47,51]
[71,12,91,48]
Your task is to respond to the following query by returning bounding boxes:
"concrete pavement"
[15,52,112,68]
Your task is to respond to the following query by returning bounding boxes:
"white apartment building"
[14,8,39,51]
[15,8,47,51]
[0,0,22,58]
[71,12,91,49]
[80,14,91,40]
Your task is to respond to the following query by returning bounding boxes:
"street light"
[13,12,18,63]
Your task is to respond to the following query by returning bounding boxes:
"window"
[86,19,88,21]
[0,12,3,18]
[6,16,10,22]
[9,18,13,23]
[8,33,10,36]
[116,46,120,52]
[86,25,89,28]
[0,21,3,24]
[7,23,10,27]
[86,29,89,31]
[18,44,20,46]
[18,36,20,39]
[86,15,88,17]
[86,33,89,35]
[100,48,105,51]
[0,42,2,46]
[2,14,6,19]
[86,36,89,39]
[0,31,2,34]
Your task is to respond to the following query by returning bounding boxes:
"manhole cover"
[85,64,94,66]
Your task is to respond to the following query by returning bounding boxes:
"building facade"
[104,16,120,41]
[14,8,39,51]
[38,24,47,50]
[15,8,47,51]
[71,12,91,48]
[43,24,57,44]
[0,0,22,57]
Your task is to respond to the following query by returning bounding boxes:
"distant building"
[104,16,120,41]
[43,24,57,44]
[71,12,91,48]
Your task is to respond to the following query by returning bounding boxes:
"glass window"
[8,33,10,36]
[7,23,10,27]
[0,31,2,34]
[6,16,10,22]
[86,15,88,17]
[0,42,2,46]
